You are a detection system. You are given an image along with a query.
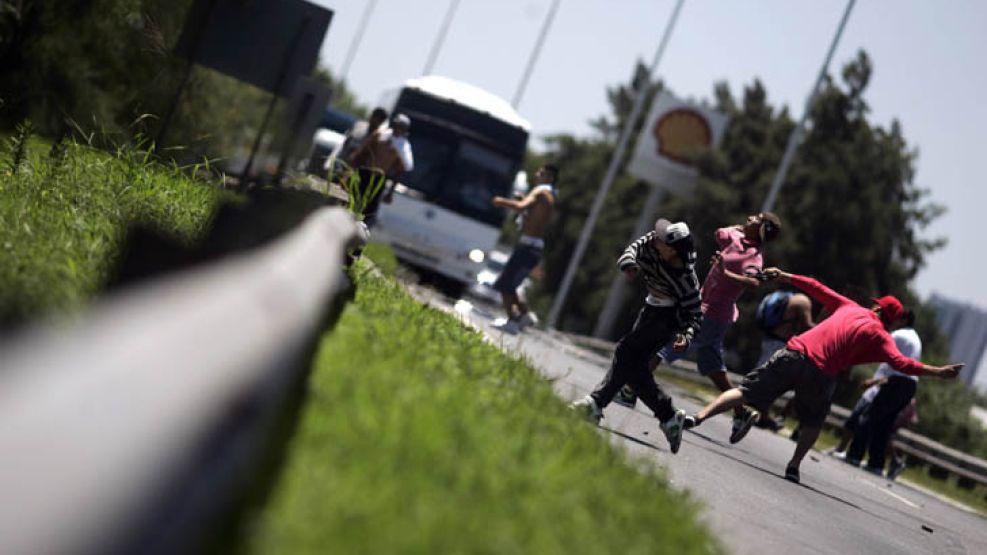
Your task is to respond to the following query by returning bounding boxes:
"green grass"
[241,262,719,554]
[0,130,228,323]
[362,241,399,277]
[896,467,987,516]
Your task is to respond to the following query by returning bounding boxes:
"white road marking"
[863,479,920,508]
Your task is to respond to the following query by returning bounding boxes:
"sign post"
[592,91,727,339]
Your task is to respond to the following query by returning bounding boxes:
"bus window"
[403,132,455,199]
[443,142,514,224]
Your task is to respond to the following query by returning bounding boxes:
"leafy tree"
[0,0,359,167]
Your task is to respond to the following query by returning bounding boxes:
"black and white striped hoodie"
[617,231,703,341]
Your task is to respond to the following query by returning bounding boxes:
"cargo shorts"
[739,348,836,428]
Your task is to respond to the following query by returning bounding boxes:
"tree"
[0,0,361,167]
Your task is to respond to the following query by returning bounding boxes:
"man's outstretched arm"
[765,268,853,313]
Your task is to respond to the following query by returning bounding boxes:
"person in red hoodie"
[683,268,963,484]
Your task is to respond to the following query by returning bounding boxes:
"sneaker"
[660,410,686,454]
[492,317,521,334]
[613,384,638,408]
[730,408,760,444]
[683,414,700,430]
[784,465,800,484]
[570,395,603,425]
[829,450,847,461]
[887,457,906,481]
[516,311,539,329]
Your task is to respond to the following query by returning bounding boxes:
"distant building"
[929,293,987,388]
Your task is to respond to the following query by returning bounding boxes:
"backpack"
[756,291,793,331]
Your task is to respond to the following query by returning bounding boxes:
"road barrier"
[561,332,987,492]
[0,207,360,555]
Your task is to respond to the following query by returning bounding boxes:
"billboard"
[175,0,333,96]
[627,90,728,193]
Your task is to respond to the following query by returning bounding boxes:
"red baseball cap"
[872,295,904,325]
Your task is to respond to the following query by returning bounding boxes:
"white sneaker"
[517,311,539,329]
[730,408,760,444]
[570,395,603,425]
[661,410,686,454]
[829,450,847,461]
[492,317,521,334]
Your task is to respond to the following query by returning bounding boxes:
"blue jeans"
[493,244,541,294]
[658,314,730,375]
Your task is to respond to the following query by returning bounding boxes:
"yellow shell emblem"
[653,108,712,164]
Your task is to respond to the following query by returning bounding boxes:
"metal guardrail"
[0,207,361,555]
[562,332,987,490]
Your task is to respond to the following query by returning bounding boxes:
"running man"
[615,212,782,442]
[490,164,559,334]
[684,268,962,483]
[571,218,701,454]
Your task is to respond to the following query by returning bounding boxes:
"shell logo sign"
[653,108,713,164]
[629,90,728,193]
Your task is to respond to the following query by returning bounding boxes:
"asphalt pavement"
[412,287,987,555]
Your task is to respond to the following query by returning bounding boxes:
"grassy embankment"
[0,127,226,323]
[2,132,718,550]
[240,258,719,553]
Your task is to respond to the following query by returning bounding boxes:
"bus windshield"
[401,118,520,226]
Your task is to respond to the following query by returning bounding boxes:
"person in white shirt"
[844,309,922,472]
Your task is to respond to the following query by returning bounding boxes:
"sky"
[309,0,986,311]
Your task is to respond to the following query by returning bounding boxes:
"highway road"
[412,285,987,555]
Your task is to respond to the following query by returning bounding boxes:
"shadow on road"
[600,426,665,453]
[688,428,870,512]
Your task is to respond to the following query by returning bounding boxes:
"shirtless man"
[490,164,559,333]
[347,113,415,227]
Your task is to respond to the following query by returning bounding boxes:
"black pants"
[591,304,677,422]
[847,375,917,470]
[357,167,387,228]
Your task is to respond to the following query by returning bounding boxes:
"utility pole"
[546,0,686,330]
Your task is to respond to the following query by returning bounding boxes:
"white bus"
[372,76,531,296]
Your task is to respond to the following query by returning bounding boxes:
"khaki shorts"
[739,348,835,428]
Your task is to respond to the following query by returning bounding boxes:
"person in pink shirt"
[615,212,782,441]
[683,268,963,484]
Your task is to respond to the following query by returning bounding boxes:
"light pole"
[337,0,378,88]
[546,0,687,330]
[513,0,562,108]
[423,0,462,75]
[761,0,856,213]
